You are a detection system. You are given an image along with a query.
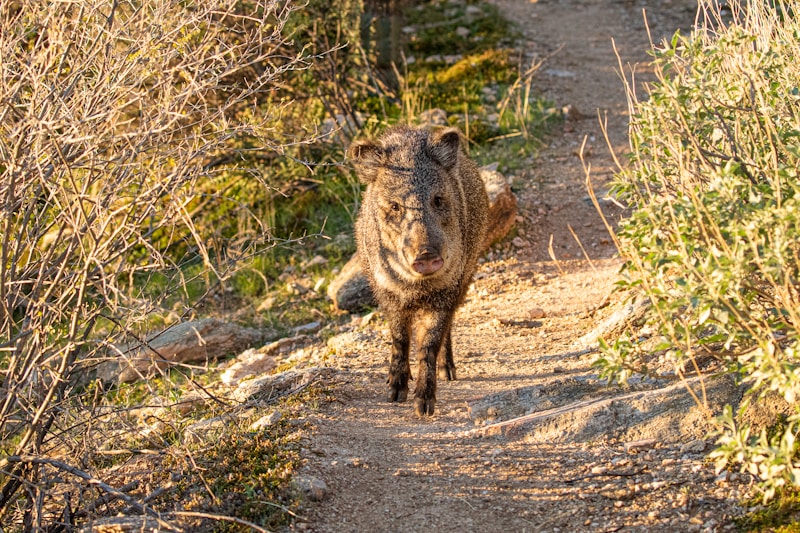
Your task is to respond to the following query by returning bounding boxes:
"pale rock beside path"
[98,318,263,384]
[251,410,282,430]
[328,167,518,312]
[292,474,328,502]
[231,366,335,403]
[469,374,743,443]
[221,347,277,386]
[220,335,310,386]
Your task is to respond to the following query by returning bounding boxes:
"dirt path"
[294,2,751,532]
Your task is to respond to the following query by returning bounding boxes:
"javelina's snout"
[403,215,446,277]
[411,249,444,276]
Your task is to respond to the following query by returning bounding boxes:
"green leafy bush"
[600,0,800,501]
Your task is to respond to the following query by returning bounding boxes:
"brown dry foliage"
[0,0,325,528]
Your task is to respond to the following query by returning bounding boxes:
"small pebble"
[529,307,546,319]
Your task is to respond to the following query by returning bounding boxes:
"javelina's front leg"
[438,328,456,381]
[387,310,411,402]
[413,310,454,416]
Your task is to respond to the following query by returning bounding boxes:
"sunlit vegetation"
[596,0,800,519]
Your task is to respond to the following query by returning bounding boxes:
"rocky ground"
[273,1,759,532]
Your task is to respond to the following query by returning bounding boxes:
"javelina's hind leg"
[387,311,411,402]
[438,328,456,381]
[414,310,453,416]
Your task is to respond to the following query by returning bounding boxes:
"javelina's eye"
[389,201,400,211]
[433,196,444,208]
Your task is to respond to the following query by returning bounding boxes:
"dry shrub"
[0,0,325,528]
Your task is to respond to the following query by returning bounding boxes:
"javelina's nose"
[412,249,444,275]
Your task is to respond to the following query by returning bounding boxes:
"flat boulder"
[467,374,744,443]
[98,318,263,383]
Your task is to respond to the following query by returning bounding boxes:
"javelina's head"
[350,126,466,283]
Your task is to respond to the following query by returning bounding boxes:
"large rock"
[328,167,517,312]
[467,374,744,443]
[327,254,375,312]
[98,318,263,383]
[466,378,609,425]
[480,168,518,247]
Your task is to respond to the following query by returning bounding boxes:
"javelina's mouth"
[412,253,444,276]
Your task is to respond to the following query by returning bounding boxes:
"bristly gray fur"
[349,125,489,417]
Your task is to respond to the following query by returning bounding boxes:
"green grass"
[738,489,800,532]
[187,421,303,531]
[137,0,555,336]
[404,0,514,59]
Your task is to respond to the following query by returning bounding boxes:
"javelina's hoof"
[387,384,408,402]
[438,365,457,381]
[414,397,436,417]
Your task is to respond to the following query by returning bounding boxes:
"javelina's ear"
[348,140,383,184]
[427,127,462,170]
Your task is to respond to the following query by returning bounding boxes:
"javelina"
[349,126,489,416]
